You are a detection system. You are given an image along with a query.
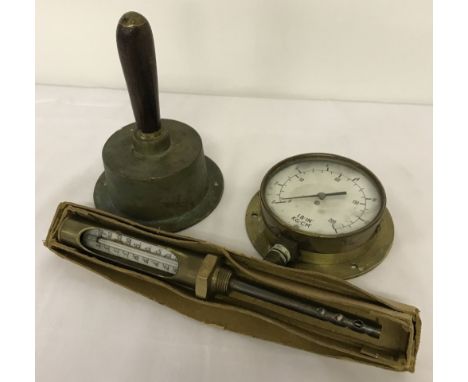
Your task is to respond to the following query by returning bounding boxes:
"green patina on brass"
[94,12,223,231]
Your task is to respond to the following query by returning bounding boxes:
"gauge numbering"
[263,156,385,237]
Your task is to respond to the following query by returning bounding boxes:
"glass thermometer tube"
[82,228,179,276]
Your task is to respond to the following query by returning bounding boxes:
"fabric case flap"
[44,202,421,371]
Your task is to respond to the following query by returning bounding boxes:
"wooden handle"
[117,11,161,133]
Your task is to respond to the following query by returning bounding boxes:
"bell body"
[93,12,223,231]
[94,119,223,231]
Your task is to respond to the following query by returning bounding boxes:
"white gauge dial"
[264,158,384,236]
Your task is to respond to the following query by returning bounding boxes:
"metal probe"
[58,217,381,338]
[229,279,380,338]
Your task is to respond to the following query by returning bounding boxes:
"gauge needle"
[281,191,347,201]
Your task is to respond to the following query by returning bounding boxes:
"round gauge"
[262,154,385,237]
[246,153,394,279]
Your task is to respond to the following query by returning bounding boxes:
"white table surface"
[36,85,432,381]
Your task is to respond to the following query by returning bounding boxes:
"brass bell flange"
[94,12,223,231]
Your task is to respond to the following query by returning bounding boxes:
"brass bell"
[94,11,223,231]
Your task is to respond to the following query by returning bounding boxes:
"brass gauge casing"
[245,153,394,279]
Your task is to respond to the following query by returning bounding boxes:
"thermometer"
[58,217,381,338]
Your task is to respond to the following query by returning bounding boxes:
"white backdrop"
[36,2,432,380]
[36,85,432,382]
[36,0,432,104]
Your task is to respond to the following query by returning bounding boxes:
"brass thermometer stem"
[58,217,381,338]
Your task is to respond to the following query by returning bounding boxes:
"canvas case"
[44,202,421,371]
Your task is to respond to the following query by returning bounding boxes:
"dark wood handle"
[117,11,161,133]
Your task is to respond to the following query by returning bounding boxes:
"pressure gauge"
[245,153,394,279]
